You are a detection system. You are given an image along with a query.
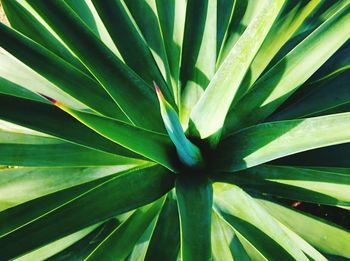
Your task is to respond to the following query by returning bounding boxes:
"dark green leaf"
[176,175,213,261]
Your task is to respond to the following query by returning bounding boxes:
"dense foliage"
[0,0,349,260]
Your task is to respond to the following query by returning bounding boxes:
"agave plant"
[0,0,349,260]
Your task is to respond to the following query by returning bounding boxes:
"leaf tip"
[39,93,58,105]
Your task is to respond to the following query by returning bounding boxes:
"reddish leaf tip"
[39,93,58,105]
[153,81,161,94]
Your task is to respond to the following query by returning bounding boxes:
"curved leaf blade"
[0,165,174,260]
[27,0,164,132]
[225,3,350,132]
[0,94,140,158]
[215,113,350,172]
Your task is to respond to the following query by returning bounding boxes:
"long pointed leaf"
[0,23,127,120]
[213,183,307,260]
[27,0,164,132]
[0,165,174,260]
[180,0,217,128]
[0,94,140,158]
[225,3,350,132]
[215,113,350,172]
[51,102,180,171]
[189,0,284,142]
[257,199,350,258]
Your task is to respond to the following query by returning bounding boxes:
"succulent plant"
[0,0,349,260]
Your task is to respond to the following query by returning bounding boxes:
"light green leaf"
[189,0,284,142]
[216,164,350,206]
[180,0,217,128]
[218,0,265,64]
[0,165,174,260]
[0,22,128,120]
[47,218,129,261]
[257,199,350,258]
[0,164,147,211]
[128,215,158,261]
[15,224,101,261]
[0,77,47,103]
[0,49,85,110]
[125,0,176,104]
[176,175,213,261]
[213,183,307,260]
[0,129,146,167]
[64,0,122,57]
[275,221,327,261]
[225,3,350,132]
[86,199,163,261]
[0,94,141,158]
[215,113,350,172]
[239,0,320,93]
[270,69,350,120]
[273,143,350,168]
[27,0,165,132]
[211,210,249,261]
[2,0,88,73]
[91,0,175,107]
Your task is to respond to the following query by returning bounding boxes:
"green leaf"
[1,0,88,73]
[257,199,350,258]
[239,0,320,93]
[0,77,47,103]
[47,219,124,261]
[52,102,180,172]
[0,165,145,211]
[273,143,350,168]
[211,210,249,261]
[213,183,308,260]
[225,3,350,132]
[0,22,127,120]
[180,0,217,128]
[27,0,165,132]
[156,0,186,98]
[189,0,284,142]
[128,218,158,261]
[63,0,121,57]
[155,84,203,168]
[218,0,265,64]
[0,129,146,167]
[64,0,100,38]
[215,113,350,172]
[217,0,235,57]
[86,199,163,260]
[271,69,350,120]
[144,190,180,261]
[125,0,177,104]
[216,165,350,206]
[0,94,141,158]
[16,223,101,261]
[0,165,174,260]
[91,0,175,107]
[276,221,327,261]
[176,175,213,261]
[0,49,85,110]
